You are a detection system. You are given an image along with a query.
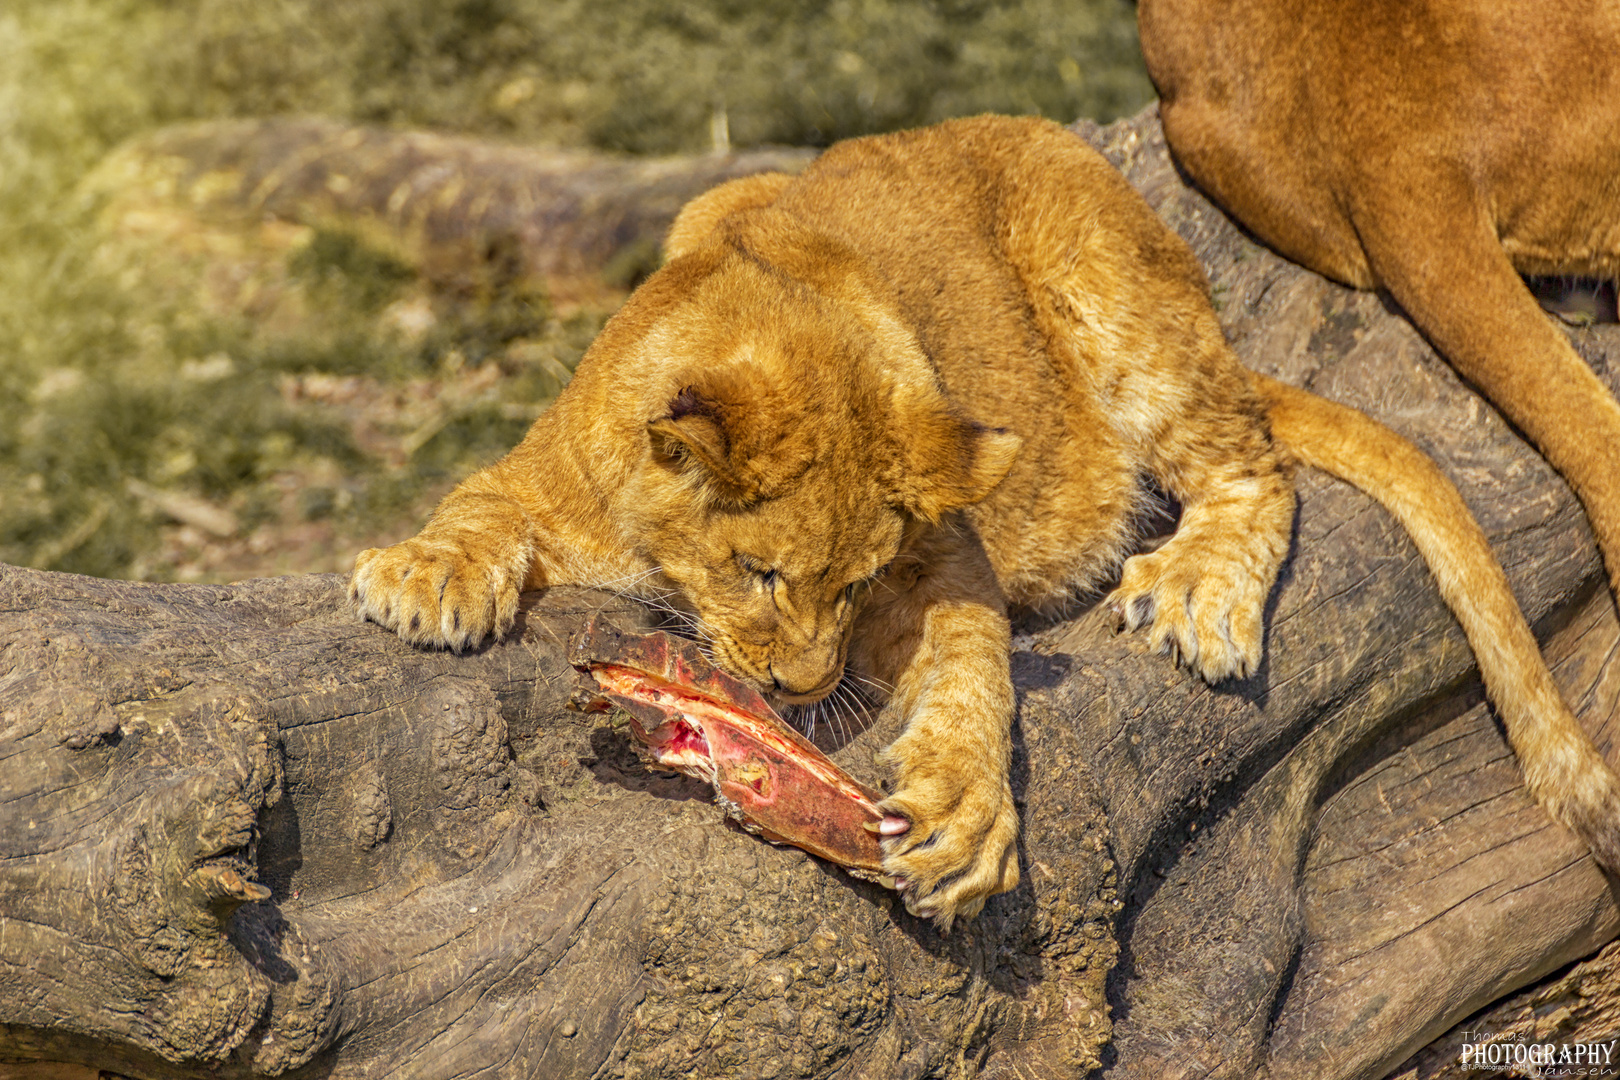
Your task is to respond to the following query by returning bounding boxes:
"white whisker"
[828,688,850,744]
[590,565,663,592]
[583,564,710,641]
[845,668,893,699]
[842,682,865,733]
[786,701,812,737]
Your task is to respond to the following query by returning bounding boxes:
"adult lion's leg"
[1356,178,1620,602]
[847,518,1020,931]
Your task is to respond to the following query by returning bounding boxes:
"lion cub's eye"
[736,554,778,590]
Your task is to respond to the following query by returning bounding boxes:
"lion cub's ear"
[886,390,1022,521]
[648,381,811,505]
[665,172,795,259]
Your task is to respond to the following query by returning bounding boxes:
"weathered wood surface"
[1392,935,1620,1079]
[3,107,1619,1079]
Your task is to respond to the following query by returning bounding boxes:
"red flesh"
[570,616,887,877]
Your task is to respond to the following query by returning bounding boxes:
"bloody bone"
[569,614,888,880]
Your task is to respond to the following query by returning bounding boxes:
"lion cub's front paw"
[1106,547,1267,682]
[875,744,1020,931]
[350,536,521,652]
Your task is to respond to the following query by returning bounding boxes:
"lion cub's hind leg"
[996,121,1296,683]
[1102,343,1296,683]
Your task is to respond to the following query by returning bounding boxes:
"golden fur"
[352,116,1620,927]
[1137,0,1620,869]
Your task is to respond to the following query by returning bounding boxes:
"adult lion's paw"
[875,745,1020,931]
[350,536,522,652]
[1106,547,1267,682]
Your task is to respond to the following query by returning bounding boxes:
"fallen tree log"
[3,107,1619,1079]
[82,117,816,308]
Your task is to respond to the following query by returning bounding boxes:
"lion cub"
[352,116,1620,927]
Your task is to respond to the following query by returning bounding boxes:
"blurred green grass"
[0,0,1151,581]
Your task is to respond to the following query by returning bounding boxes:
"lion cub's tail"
[1254,371,1620,872]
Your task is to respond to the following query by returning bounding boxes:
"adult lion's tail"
[1253,371,1620,871]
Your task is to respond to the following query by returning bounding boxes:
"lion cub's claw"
[1108,548,1265,683]
[876,780,1019,932]
[350,539,520,652]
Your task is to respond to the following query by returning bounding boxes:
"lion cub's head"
[611,210,1020,703]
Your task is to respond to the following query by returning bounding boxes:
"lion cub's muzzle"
[710,628,847,704]
[764,642,847,704]
[770,666,844,705]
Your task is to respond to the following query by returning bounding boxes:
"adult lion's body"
[352,116,1620,925]
[1137,0,1620,598]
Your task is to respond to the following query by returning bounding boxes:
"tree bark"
[4,106,1619,1080]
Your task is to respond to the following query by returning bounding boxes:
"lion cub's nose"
[769,659,838,701]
